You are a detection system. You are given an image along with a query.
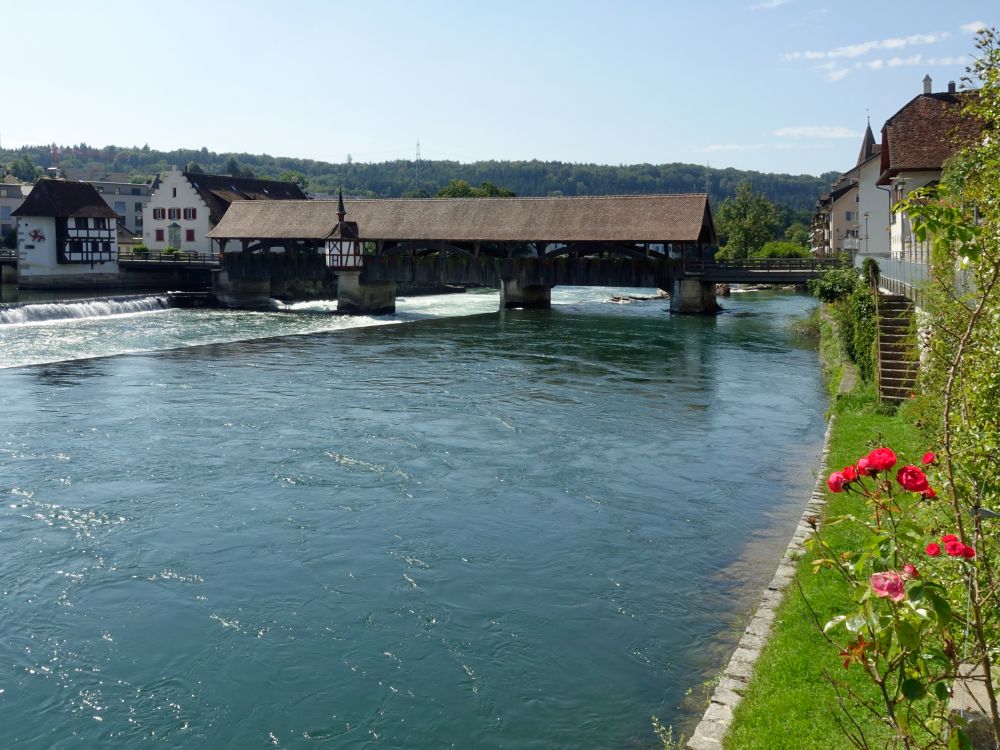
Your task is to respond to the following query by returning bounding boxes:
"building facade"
[12,179,119,287]
[143,167,307,253]
[0,181,29,246]
[87,180,152,236]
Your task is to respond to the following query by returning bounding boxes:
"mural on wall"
[29,229,45,243]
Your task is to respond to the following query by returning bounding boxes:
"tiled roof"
[183,172,308,224]
[878,92,981,184]
[207,194,717,244]
[12,179,119,219]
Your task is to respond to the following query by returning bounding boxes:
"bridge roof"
[207,194,716,245]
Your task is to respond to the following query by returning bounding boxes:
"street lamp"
[863,211,870,255]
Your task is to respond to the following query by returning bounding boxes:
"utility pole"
[415,140,421,189]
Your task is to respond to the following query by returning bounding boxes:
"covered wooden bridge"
[206,193,720,312]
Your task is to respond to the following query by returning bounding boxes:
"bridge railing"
[683,257,846,274]
[0,248,17,259]
[118,250,219,265]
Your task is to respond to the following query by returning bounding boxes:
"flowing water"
[0,288,826,748]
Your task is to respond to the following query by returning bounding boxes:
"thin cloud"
[855,54,967,71]
[774,126,860,139]
[961,21,988,34]
[785,31,950,62]
[750,0,789,9]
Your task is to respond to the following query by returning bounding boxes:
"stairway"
[876,294,918,403]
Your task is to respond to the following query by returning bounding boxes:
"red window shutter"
[191,208,196,220]
[155,229,164,242]
[186,230,195,242]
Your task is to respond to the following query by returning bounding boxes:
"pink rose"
[962,545,976,559]
[867,448,898,472]
[856,457,873,476]
[870,571,906,602]
[922,451,937,465]
[902,563,919,579]
[842,465,858,482]
[925,543,941,557]
[896,465,929,493]
[827,471,847,493]
[922,487,937,499]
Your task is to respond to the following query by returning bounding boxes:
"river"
[0,287,825,748]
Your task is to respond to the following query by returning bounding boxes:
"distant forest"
[1,143,836,216]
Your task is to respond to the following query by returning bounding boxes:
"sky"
[2,1,995,177]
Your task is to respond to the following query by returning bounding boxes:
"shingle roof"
[878,92,981,184]
[12,179,119,219]
[857,122,878,166]
[207,194,716,244]
[183,172,308,224]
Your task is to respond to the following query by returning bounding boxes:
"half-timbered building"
[12,179,120,288]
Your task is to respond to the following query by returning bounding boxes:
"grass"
[722,329,925,748]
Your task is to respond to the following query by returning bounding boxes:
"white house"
[877,76,980,260]
[143,167,307,254]
[12,179,119,288]
[0,181,29,246]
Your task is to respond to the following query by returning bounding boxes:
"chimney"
[923,74,932,95]
[948,80,956,94]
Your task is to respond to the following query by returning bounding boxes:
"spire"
[856,121,877,166]
[337,187,346,223]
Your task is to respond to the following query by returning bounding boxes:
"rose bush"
[808,445,996,749]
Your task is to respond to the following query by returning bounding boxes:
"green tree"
[435,179,515,198]
[278,169,309,190]
[224,157,240,176]
[783,221,811,246]
[186,161,205,174]
[752,240,811,258]
[8,155,40,182]
[714,181,780,258]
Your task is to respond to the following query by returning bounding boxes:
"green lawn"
[723,388,926,749]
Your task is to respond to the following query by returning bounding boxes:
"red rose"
[922,451,936,465]
[902,563,919,579]
[962,545,976,559]
[922,487,937,499]
[925,543,941,557]
[867,448,898,472]
[945,539,965,557]
[842,465,858,482]
[856,457,873,476]
[897,465,929,493]
[827,471,847,493]
[941,534,958,544]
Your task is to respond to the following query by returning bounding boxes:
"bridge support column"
[500,277,551,309]
[670,278,720,314]
[212,269,272,309]
[337,270,396,314]
[1,264,16,284]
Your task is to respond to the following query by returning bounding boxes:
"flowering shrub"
[809,445,998,749]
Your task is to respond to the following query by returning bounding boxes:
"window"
[134,202,143,212]
[155,229,164,242]
[152,208,165,220]
[185,229,195,242]
[183,208,197,220]
[172,188,177,198]
[75,217,88,229]
[114,201,126,215]
[131,187,141,195]
[0,206,10,219]
[845,211,857,222]
[167,208,181,220]
[94,218,108,230]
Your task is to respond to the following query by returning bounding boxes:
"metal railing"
[684,257,845,273]
[118,250,219,265]
[0,248,17,259]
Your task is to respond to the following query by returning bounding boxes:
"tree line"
[1,143,834,214]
